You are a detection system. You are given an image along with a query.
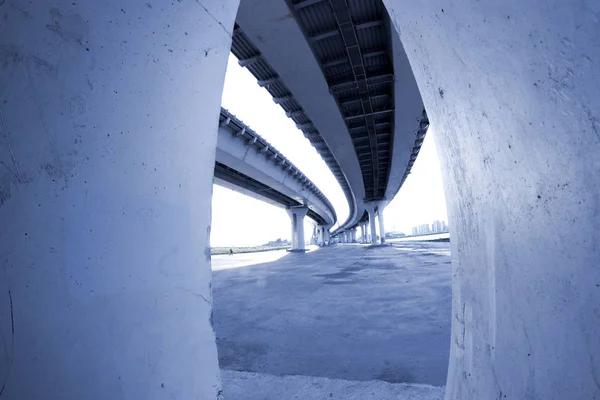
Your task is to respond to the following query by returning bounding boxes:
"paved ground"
[212,242,451,398]
[221,370,444,400]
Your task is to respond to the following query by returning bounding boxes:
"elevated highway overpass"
[215,108,336,250]
[231,0,430,243]
[2,1,599,399]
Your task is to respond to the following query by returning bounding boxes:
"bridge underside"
[214,162,328,225]
[232,0,429,232]
[288,0,395,200]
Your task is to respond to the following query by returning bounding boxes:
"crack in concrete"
[588,350,600,393]
[523,324,532,356]
[28,67,66,182]
[0,290,15,397]
[176,286,213,307]
[195,1,231,38]
[0,108,23,187]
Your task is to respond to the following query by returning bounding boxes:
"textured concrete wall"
[0,0,239,398]
[383,1,600,399]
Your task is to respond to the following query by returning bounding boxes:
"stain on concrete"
[315,271,354,279]
[341,266,363,272]
[376,366,414,384]
[46,7,89,48]
[30,55,57,76]
[0,44,23,68]
[322,280,357,286]
[218,340,269,371]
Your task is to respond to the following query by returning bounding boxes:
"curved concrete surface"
[385,30,427,202]
[216,109,336,227]
[234,0,365,230]
[234,1,427,235]
[383,0,600,399]
[0,0,238,398]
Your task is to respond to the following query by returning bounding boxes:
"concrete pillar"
[317,226,325,246]
[351,228,357,243]
[318,225,330,246]
[377,202,387,244]
[365,203,378,244]
[286,207,308,251]
[0,1,240,398]
[383,1,600,399]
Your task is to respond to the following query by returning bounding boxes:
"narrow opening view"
[210,4,451,397]
[2,0,598,399]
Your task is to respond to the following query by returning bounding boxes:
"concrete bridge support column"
[365,202,378,245]
[384,1,600,399]
[286,207,308,251]
[351,228,356,243]
[317,226,325,246]
[318,225,330,246]
[377,201,387,245]
[0,0,239,398]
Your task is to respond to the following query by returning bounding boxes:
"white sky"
[210,54,448,247]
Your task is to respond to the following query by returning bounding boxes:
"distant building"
[411,220,449,236]
[417,224,430,235]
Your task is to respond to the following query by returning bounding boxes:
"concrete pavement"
[212,242,452,397]
[221,370,444,400]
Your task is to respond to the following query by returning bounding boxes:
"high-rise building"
[411,220,450,236]
[418,224,430,235]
